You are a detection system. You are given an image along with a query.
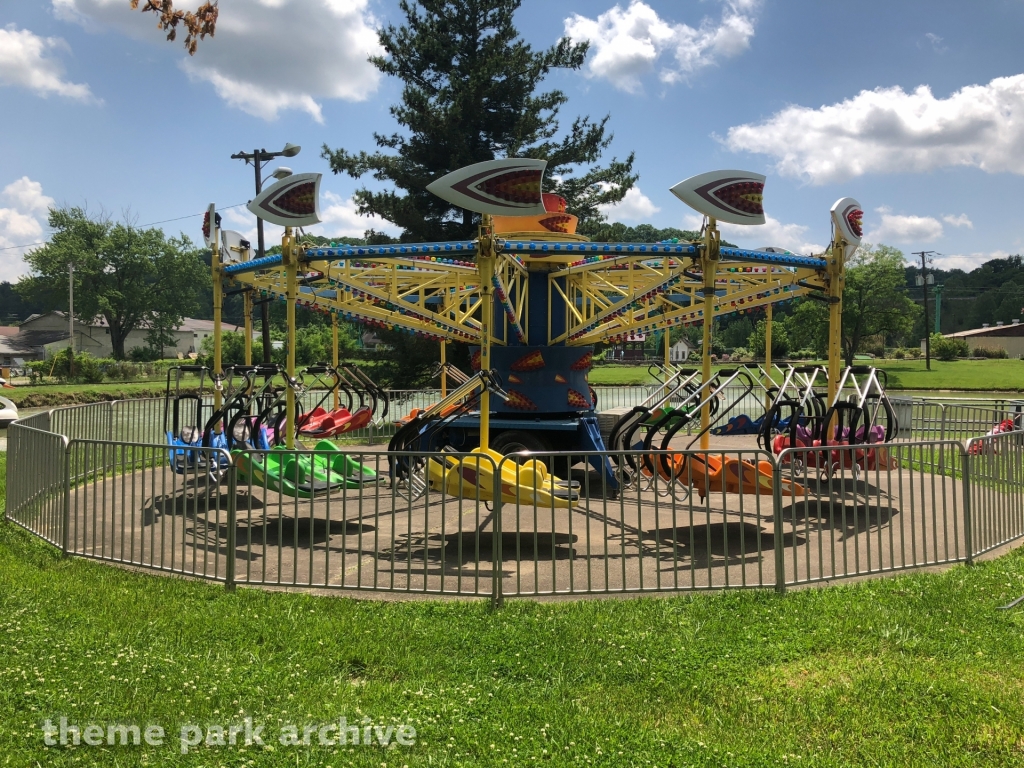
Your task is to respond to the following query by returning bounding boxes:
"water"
[0,406,47,451]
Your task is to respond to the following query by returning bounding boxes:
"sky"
[3,0,1024,282]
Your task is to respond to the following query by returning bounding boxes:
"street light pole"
[914,250,937,371]
[231,143,300,364]
[253,153,271,364]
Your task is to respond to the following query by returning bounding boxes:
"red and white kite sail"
[427,158,547,216]
[670,169,766,226]
[247,173,322,228]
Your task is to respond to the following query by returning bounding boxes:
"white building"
[940,320,1024,358]
[669,338,692,363]
[0,312,246,364]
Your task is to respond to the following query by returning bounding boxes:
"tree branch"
[129,0,218,55]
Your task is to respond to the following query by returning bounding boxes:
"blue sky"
[3,0,1024,282]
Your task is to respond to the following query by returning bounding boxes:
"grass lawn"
[589,365,660,386]
[870,358,1024,392]
[590,358,1024,392]
[4,381,200,408]
[2,452,1024,765]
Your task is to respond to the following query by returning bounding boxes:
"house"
[669,338,692,363]
[609,332,647,362]
[941,320,1024,357]
[0,312,247,364]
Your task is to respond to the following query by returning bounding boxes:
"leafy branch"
[129,0,218,55]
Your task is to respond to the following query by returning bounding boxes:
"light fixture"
[271,167,293,180]
[280,143,301,157]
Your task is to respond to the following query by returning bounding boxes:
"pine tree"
[321,0,636,242]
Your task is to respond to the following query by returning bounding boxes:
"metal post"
[211,205,223,412]
[61,443,71,558]
[284,227,297,450]
[491,462,504,609]
[440,340,447,399]
[225,460,237,590]
[764,300,773,410]
[254,152,273,365]
[700,217,719,450]
[772,458,786,594]
[478,215,494,452]
[332,313,340,411]
[68,263,74,378]
[826,236,845,404]
[243,290,253,366]
[915,251,933,371]
[962,444,974,564]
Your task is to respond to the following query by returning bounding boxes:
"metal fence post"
[225,458,237,592]
[772,458,786,594]
[61,442,71,557]
[962,442,974,565]
[491,458,504,609]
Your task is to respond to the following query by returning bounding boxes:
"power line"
[0,202,249,252]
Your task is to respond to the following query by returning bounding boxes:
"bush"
[128,346,160,362]
[972,345,1009,359]
[858,337,885,357]
[930,333,969,361]
[104,361,140,381]
[892,348,906,359]
[791,348,817,360]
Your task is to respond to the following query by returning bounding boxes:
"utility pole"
[231,143,301,364]
[933,283,944,334]
[913,251,937,370]
[68,262,74,378]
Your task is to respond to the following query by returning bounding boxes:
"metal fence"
[5,393,1024,603]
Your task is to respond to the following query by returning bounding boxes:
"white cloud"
[868,208,944,244]
[942,213,973,229]
[597,185,660,222]
[723,74,1024,183]
[0,25,96,102]
[563,0,759,93]
[0,177,55,282]
[924,32,947,53]
[318,192,399,238]
[54,0,382,121]
[682,211,825,255]
[932,250,1011,272]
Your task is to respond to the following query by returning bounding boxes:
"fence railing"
[5,393,1024,603]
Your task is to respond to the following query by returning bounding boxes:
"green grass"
[589,358,1024,392]
[589,365,660,385]
[870,358,1024,392]
[3,495,1024,765]
[5,381,200,408]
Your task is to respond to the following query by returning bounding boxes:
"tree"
[784,300,829,359]
[322,0,636,242]
[719,317,754,350]
[0,281,47,323]
[840,245,921,366]
[20,207,207,359]
[144,316,179,359]
[746,318,790,360]
[786,245,921,366]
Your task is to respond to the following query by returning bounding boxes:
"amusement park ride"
[193,158,870,498]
